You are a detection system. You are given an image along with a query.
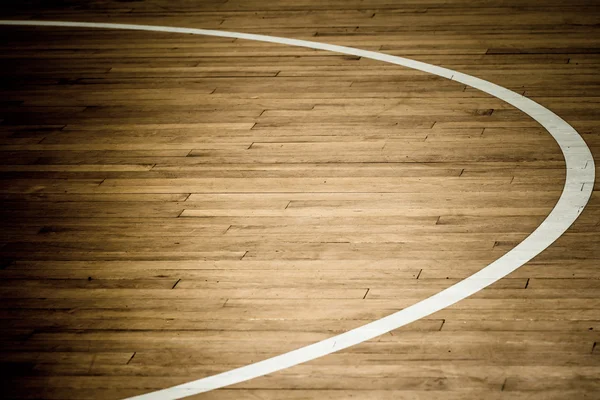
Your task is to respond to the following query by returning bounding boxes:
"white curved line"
[1,20,594,400]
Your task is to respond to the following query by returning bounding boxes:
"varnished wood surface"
[0,1,599,399]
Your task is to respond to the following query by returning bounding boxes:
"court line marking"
[0,19,594,400]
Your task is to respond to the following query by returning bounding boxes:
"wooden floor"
[0,1,599,399]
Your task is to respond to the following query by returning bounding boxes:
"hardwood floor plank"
[0,1,598,399]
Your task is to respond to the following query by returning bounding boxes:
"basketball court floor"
[0,1,599,399]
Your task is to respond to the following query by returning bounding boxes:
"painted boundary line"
[0,19,595,400]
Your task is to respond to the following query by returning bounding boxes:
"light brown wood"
[0,1,599,399]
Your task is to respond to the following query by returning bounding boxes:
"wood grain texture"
[0,1,599,399]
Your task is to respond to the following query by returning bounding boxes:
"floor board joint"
[127,352,136,365]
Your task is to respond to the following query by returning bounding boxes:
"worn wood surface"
[0,1,599,399]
